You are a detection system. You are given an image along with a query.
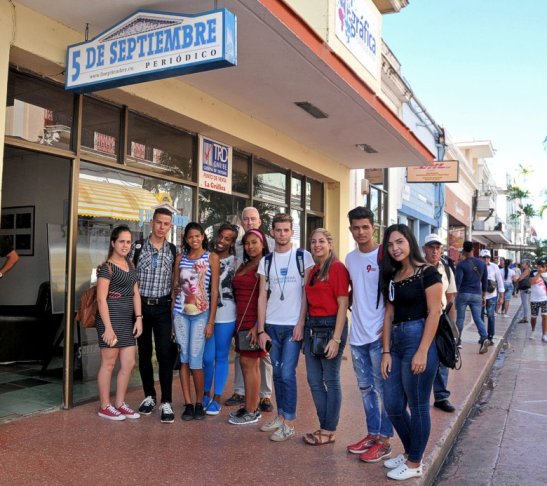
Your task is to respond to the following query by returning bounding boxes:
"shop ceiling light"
[294,101,328,119]
[355,143,378,154]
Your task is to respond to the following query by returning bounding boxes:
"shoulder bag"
[235,275,261,352]
[77,263,112,328]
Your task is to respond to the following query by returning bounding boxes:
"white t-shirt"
[502,267,516,284]
[485,262,505,299]
[530,272,547,303]
[257,249,314,326]
[345,247,385,346]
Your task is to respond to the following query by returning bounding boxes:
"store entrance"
[0,147,70,422]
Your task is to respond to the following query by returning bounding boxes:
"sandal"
[303,430,335,446]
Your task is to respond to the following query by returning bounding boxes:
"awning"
[78,178,160,221]
[472,230,512,247]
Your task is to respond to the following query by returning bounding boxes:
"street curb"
[420,307,521,486]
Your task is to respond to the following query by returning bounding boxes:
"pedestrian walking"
[203,223,239,416]
[455,241,490,353]
[498,259,516,317]
[380,224,442,480]
[96,225,143,421]
[257,213,314,441]
[302,228,349,445]
[529,259,547,341]
[479,249,504,344]
[132,208,177,424]
[345,207,394,463]
[173,223,219,421]
[228,229,270,425]
[517,260,532,324]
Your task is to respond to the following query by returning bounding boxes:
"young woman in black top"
[379,224,442,480]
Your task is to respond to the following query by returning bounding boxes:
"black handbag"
[517,276,531,290]
[235,275,261,352]
[309,327,333,358]
[435,302,461,370]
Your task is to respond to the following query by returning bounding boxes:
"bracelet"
[135,315,143,318]
[382,351,391,354]
[257,331,265,336]
[332,337,342,344]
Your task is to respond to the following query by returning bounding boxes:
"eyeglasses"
[151,252,158,269]
[309,268,320,286]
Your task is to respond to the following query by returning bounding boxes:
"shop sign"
[66,8,237,93]
[198,136,232,194]
[407,160,459,183]
[335,0,379,78]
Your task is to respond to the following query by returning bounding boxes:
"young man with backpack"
[131,207,177,423]
[423,234,457,413]
[257,213,314,442]
[345,207,394,463]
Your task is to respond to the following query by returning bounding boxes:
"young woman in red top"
[228,229,270,425]
[303,228,350,445]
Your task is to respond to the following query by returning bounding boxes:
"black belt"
[142,296,172,306]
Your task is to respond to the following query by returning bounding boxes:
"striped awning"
[78,178,160,221]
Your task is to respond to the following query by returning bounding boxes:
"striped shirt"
[173,251,212,316]
[131,238,175,298]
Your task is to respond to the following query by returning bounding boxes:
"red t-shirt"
[305,259,350,317]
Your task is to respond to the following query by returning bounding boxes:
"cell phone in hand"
[265,340,272,352]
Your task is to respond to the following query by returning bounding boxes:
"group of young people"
[92,205,462,481]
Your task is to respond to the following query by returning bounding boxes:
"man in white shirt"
[479,249,505,345]
[345,207,393,463]
[226,206,274,413]
[257,213,314,442]
[423,234,457,413]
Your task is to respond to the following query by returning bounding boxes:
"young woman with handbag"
[302,228,349,445]
[172,222,220,421]
[228,229,270,425]
[96,225,143,421]
[203,223,240,415]
[380,224,442,480]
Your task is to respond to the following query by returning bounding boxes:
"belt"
[142,296,172,306]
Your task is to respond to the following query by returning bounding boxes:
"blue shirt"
[455,257,488,295]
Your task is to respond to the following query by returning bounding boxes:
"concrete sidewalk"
[0,298,521,485]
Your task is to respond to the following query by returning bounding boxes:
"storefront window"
[306,178,323,212]
[81,97,121,160]
[5,71,74,150]
[253,159,287,204]
[291,175,303,208]
[232,152,250,194]
[126,112,194,180]
[253,201,286,234]
[198,189,249,238]
[290,209,303,247]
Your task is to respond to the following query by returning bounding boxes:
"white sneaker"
[542,335,547,343]
[384,454,406,469]
[529,335,535,340]
[269,422,295,442]
[260,415,283,432]
[386,463,423,480]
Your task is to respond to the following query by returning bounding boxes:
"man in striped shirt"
[131,208,177,423]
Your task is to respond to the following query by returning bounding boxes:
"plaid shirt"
[131,238,175,298]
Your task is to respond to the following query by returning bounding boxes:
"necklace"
[273,248,293,301]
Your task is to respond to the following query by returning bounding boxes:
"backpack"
[440,256,455,284]
[264,248,305,298]
[77,263,112,328]
[435,302,462,370]
[133,239,177,269]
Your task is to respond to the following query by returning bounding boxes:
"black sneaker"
[181,403,194,421]
[160,403,175,423]
[194,402,206,420]
[434,399,455,413]
[479,340,489,354]
[138,396,156,415]
[229,406,247,419]
[225,393,245,406]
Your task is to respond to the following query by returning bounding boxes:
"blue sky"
[382,0,546,239]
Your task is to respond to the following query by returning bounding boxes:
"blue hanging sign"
[65,8,237,93]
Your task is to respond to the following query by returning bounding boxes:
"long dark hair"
[242,229,269,263]
[504,258,512,280]
[107,225,132,260]
[380,224,426,300]
[182,222,208,253]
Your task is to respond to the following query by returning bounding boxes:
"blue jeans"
[384,319,439,464]
[520,290,531,320]
[482,297,497,340]
[433,364,450,402]
[173,311,209,369]
[266,324,302,420]
[203,321,236,396]
[304,322,348,431]
[456,292,488,342]
[350,338,393,438]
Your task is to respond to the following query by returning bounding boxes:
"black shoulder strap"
[376,245,383,309]
[441,258,452,284]
[132,239,144,267]
[296,248,305,279]
[168,242,177,268]
[264,252,273,283]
